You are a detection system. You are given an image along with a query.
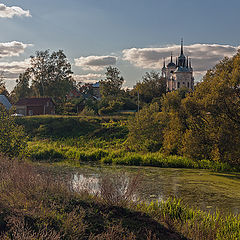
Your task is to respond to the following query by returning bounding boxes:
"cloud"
[122,44,240,75]
[0,3,31,18]
[0,59,31,81]
[0,41,33,58]
[75,55,117,71]
[73,73,103,83]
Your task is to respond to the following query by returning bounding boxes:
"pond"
[43,164,240,215]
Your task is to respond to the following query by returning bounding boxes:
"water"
[45,164,240,215]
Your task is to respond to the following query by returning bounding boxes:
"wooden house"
[15,98,55,116]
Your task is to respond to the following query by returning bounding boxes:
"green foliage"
[136,198,240,240]
[0,105,27,158]
[11,50,75,108]
[127,102,167,152]
[28,139,237,172]
[132,71,166,104]
[127,51,240,167]
[180,53,240,165]
[100,66,124,98]
[11,71,32,103]
[15,116,101,139]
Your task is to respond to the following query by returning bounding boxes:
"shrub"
[0,105,27,158]
[30,148,64,162]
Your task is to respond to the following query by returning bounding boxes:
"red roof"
[15,98,55,106]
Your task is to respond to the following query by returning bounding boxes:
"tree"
[0,73,9,97]
[25,50,75,105]
[127,102,167,151]
[100,66,124,98]
[132,71,166,104]
[11,71,32,103]
[181,52,240,164]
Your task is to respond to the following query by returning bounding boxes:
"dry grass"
[99,171,141,206]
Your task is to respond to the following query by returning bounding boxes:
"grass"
[0,155,239,239]
[27,140,237,172]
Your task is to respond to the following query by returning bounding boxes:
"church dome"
[167,62,176,67]
[167,53,176,68]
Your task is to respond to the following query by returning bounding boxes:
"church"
[162,40,194,91]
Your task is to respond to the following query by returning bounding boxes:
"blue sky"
[1,0,240,91]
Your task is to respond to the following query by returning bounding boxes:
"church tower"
[162,39,194,91]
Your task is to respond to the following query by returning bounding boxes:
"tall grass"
[136,199,240,240]
[28,141,237,172]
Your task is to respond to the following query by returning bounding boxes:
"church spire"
[170,52,173,63]
[181,38,184,55]
[163,58,166,68]
[187,56,189,68]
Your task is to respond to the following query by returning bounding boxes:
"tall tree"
[100,66,124,98]
[11,71,31,102]
[133,71,166,104]
[29,50,75,104]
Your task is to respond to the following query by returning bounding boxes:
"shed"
[15,98,55,116]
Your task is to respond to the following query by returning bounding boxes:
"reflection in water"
[52,165,240,215]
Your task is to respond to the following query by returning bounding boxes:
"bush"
[0,106,27,158]
[30,148,64,162]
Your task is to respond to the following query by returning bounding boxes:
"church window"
[183,82,185,84]
[187,82,189,88]
[177,82,180,88]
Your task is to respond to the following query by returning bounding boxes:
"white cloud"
[122,44,240,76]
[0,3,31,18]
[75,55,117,71]
[73,73,103,83]
[0,41,33,58]
[0,59,31,81]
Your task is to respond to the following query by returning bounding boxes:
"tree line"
[0,49,167,115]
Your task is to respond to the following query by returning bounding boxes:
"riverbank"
[28,140,238,172]
[0,156,239,240]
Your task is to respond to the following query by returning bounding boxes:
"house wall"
[27,106,44,116]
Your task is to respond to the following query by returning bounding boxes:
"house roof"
[0,95,12,110]
[15,98,54,106]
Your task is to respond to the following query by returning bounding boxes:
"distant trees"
[12,50,75,107]
[98,66,136,115]
[132,71,166,105]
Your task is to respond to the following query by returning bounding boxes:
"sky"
[0,0,240,91]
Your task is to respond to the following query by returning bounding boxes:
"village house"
[67,82,101,100]
[15,98,55,116]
